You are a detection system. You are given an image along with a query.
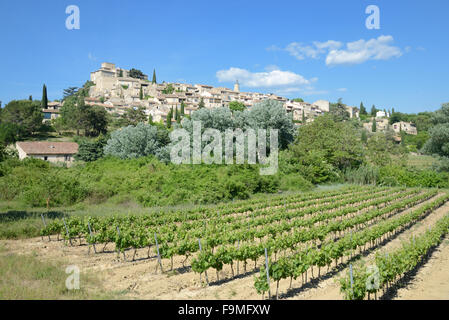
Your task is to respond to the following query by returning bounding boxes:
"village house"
[392,121,418,135]
[42,101,62,122]
[16,141,79,164]
[87,62,360,125]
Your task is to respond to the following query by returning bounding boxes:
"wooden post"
[62,218,72,246]
[349,264,354,300]
[88,221,96,254]
[41,214,50,241]
[237,240,240,275]
[198,238,209,285]
[154,233,163,273]
[264,248,271,300]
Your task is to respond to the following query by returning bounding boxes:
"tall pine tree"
[139,86,143,100]
[372,118,377,132]
[42,84,48,109]
[370,105,377,117]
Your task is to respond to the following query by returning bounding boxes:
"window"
[44,156,48,161]
[65,155,71,161]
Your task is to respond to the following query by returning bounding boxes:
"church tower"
[234,80,240,92]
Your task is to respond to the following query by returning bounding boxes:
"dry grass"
[0,244,114,299]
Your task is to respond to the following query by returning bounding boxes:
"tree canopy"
[104,123,170,160]
[1,100,43,138]
[129,68,146,80]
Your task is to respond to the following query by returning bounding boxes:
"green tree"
[198,98,205,109]
[129,68,146,80]
[292,98,304,102]
[372,119,377,132]
[329,99,350,121]
[289,115,364,181]
[75,135,108,162]
[104,123,169,160]
[63,87,79,100]
[29,95,33,101]
[139,86,143,100]
[152,69,157,84]
[422,103,449,157]
[42,84,48,109]
[370,105,377,117]
[119,69,123,77]
[180,101,185,115]
[1,100,44,137]
[360,102,367,115]
[123,106,147,126]
[0,123,21,145]
[229,101,245,112]
[59,96,107,136]
[175,107,181,123]
[162,84,175,94]
[166,109,172,129]
[302,110,305,123]
[361,129,368,143]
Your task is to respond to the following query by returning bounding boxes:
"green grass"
[0,244,114,299]
[0,184,351,240]
[407,154,437,169]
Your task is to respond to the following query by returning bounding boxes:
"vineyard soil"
[1,190,449,300]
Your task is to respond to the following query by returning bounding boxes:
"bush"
[378,165,449,188]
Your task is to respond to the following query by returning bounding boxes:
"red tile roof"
[16,142,79,155]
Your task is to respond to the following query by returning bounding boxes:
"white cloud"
[337,88,347,92]
[216,67,314,88]
[326,35,402,66]
[285,40,342,60]
[282,35,403,66]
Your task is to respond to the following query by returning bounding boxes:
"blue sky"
[0,0,448,113]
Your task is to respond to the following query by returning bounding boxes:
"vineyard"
[22,185,449,299]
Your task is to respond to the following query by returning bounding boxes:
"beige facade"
[88,62,360,125]
[392,121,418,135]
[16,142,78,165]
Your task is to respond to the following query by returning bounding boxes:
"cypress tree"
[180,101,185,115]
[29,95,33,101]
[152,69,157,84]
[198,98,205,109]
[302,109,305,123]
[148,114,153,125]
[166,110,172,128]
[361,130,368,143]
[139,86,143,100]
[42,84,48,109]
[372,119,377,132]
[176,107,181,123]
[370,105,377,117]
[360,102,367,115]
